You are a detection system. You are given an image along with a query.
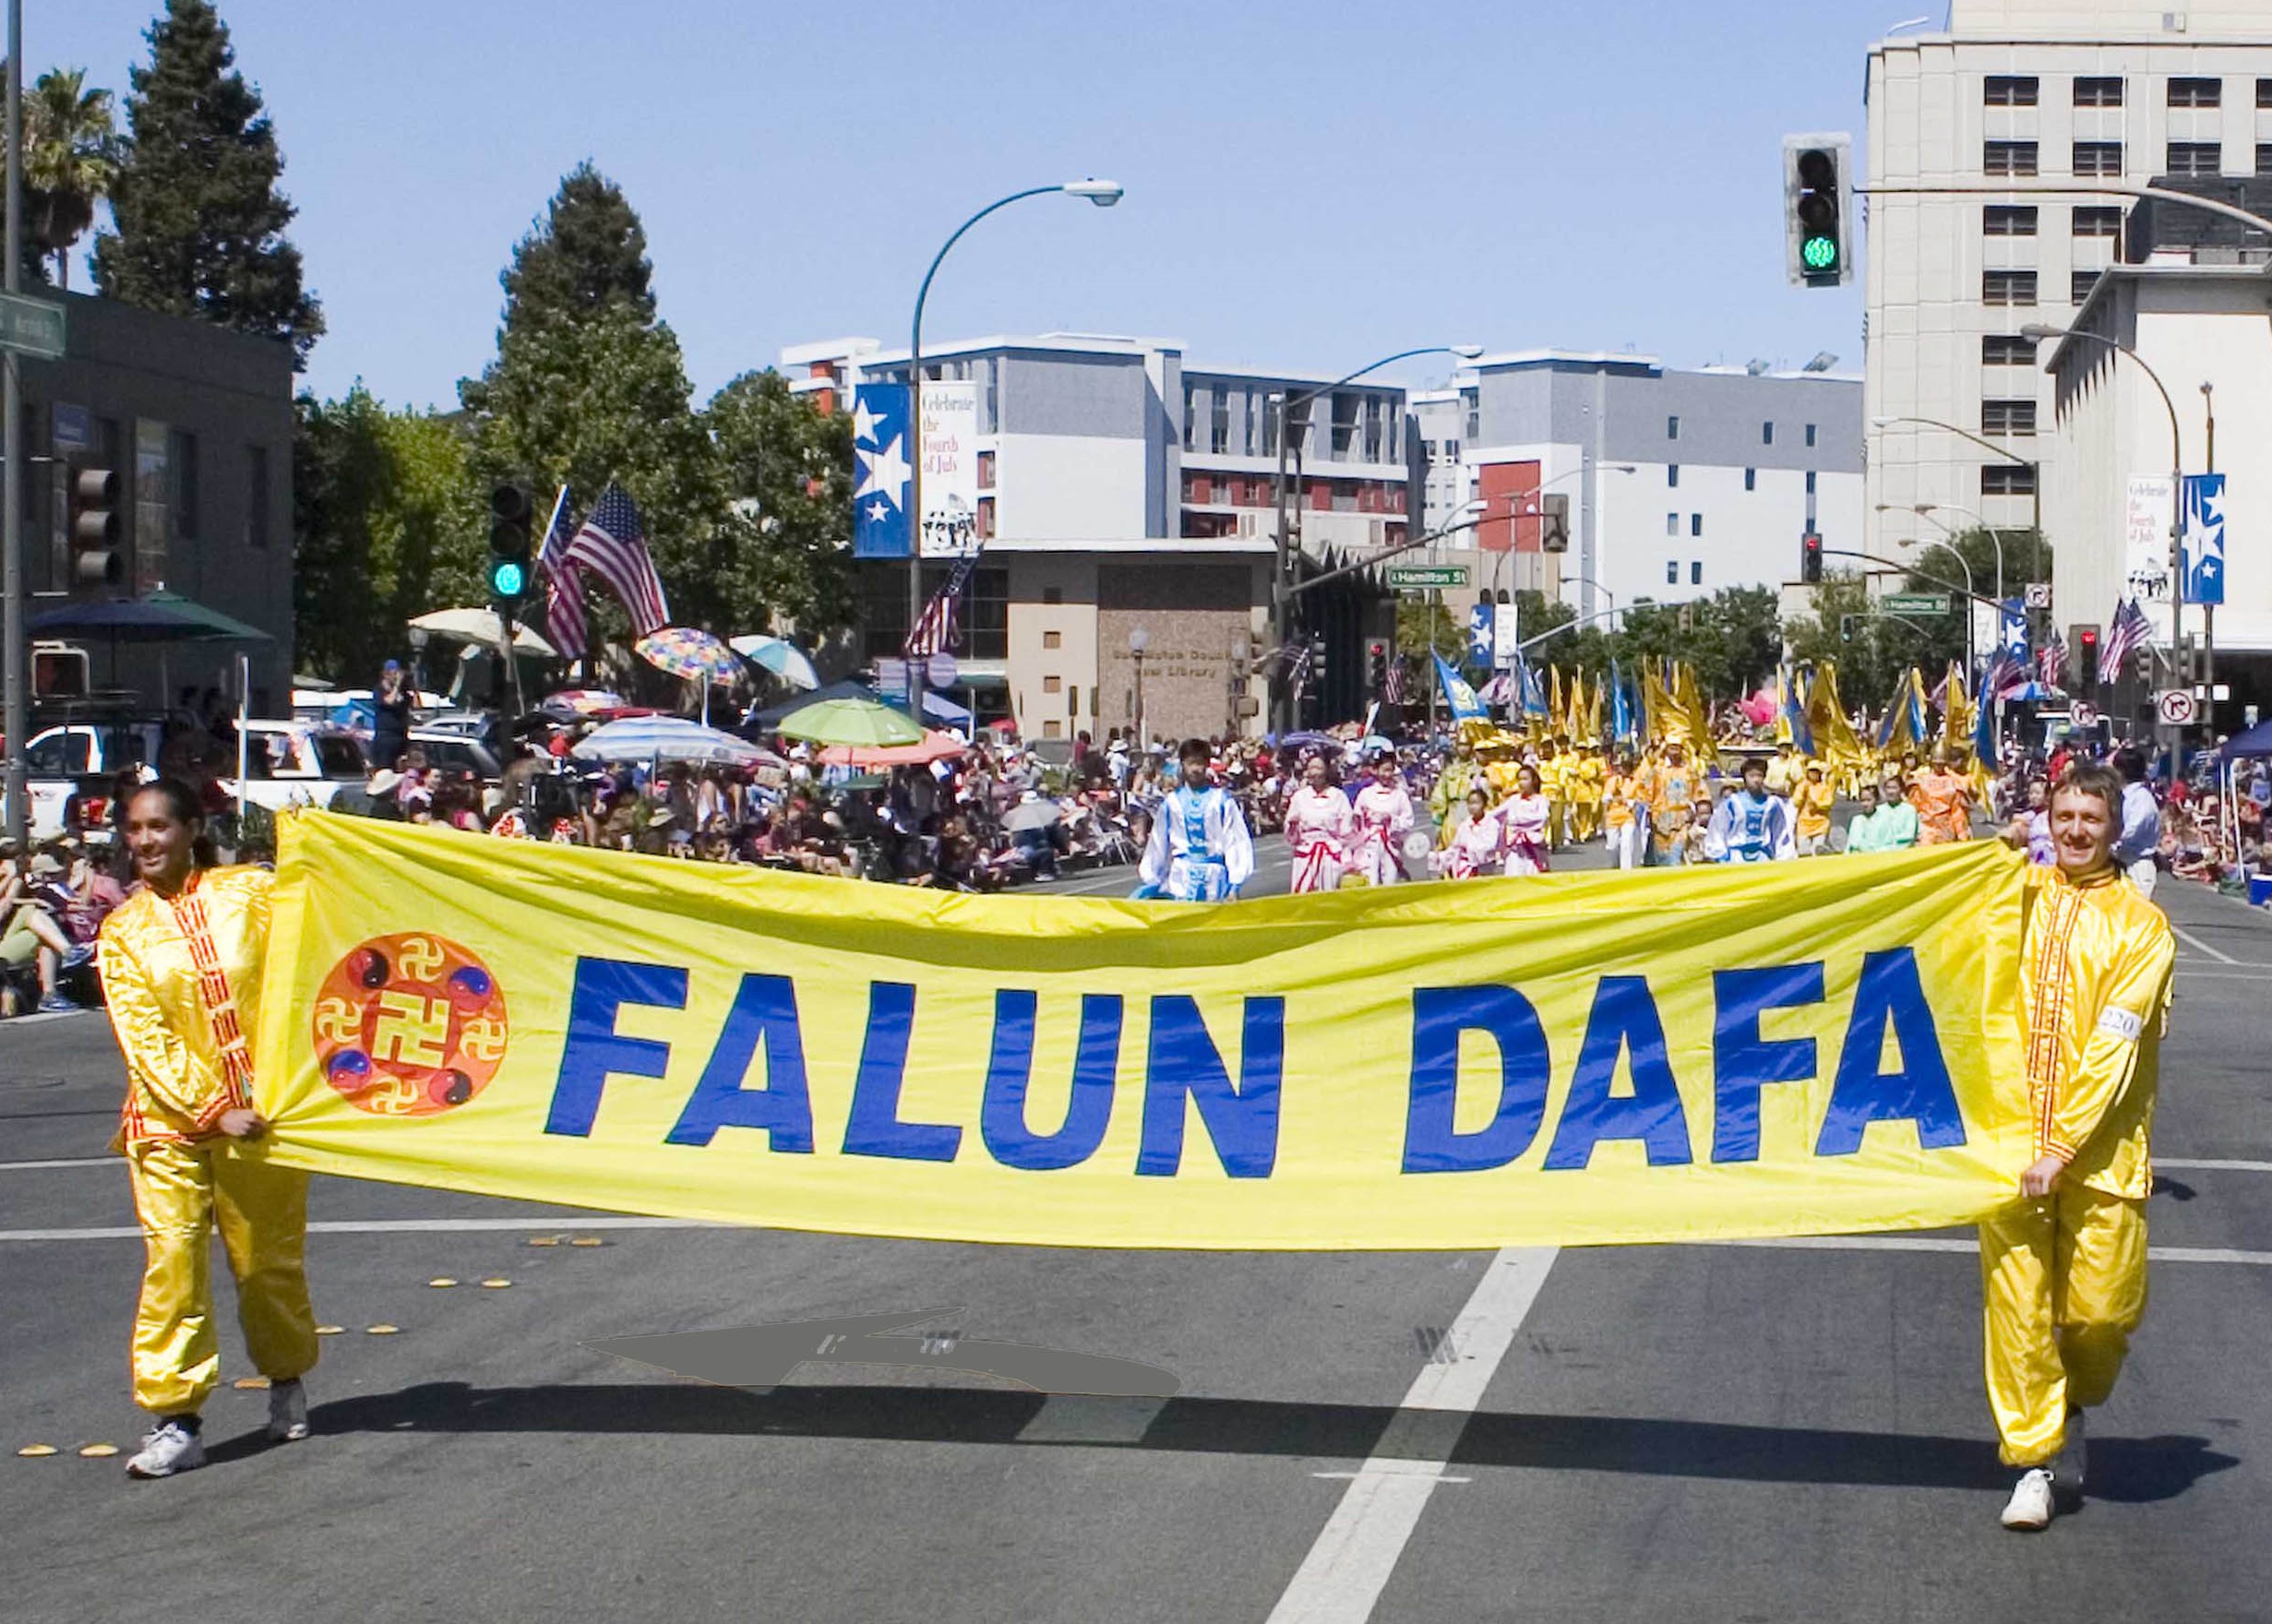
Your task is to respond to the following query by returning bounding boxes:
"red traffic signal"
[2075,623,2100,687]
[1800,531,1824,584]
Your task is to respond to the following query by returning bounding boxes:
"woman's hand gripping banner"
[255,812,2031,1249]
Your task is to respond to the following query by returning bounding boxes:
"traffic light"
[1800,530,1824,583]
[488,484,533,612]
[1309,634,1329,688]
[1366,639,1390,692]
[1539,493,1570,554]
[66,463,120,588]
[2075,623,2100,688]
[1784,134,1852,288]
[1839,613,1859,641]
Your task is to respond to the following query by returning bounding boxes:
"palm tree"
[22,68,118,291]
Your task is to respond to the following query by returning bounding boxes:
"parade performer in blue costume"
[1708,757,1797,864]
[1139,738,1256,902]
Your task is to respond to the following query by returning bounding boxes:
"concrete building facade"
[1865,0,2272,562]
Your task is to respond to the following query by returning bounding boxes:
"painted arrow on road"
[586,1308,1181,1397]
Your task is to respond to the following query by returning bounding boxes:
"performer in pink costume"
[1284,753,1356,894]
[1349,753,1416,888]
[1500,763,1553,877]
[1435,787,1507,880]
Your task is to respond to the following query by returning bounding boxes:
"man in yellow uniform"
[1536,736,1569,850]
[1602,751,1648,869]
[1568,741,1606,844]
[1981,760,2174,1531]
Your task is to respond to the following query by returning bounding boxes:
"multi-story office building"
[783,333,1414,739]
[1865,0,2272,559]
[1456,352,1864,625]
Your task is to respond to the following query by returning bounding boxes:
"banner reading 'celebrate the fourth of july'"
[253,813,2034,1250]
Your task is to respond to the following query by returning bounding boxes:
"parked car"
[218,722,370,814]
[406,728,502,782]
[4,719,161,841]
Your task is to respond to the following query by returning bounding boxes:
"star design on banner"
[852,395,881,447]
[867,499,891,523]
[855,433,909,509]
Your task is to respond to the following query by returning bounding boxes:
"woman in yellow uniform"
[1568,743,1606,844]
[102,780,317,1479]
[1791,762,1836,856]
[1980,761,2174,1531]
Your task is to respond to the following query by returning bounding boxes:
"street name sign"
[1387,565,1469,591]
[1882,592,1951,616]
[0,293,64,360]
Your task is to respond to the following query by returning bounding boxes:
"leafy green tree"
[707,369,857,637]
[18,67,117,289]
[293,387,484,682]
[91,1,321,365]
[494,160,654,328]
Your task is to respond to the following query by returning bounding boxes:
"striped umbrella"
[571,716,781,768]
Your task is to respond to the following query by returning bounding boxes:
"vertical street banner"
[1492,598,1522,670]
[2182,472,2226,606]
[255,815,2035,1251]
[852,384,912,559]
[1466,602,1494,665]
[2124,474,2173,604]
[917,381,981,558]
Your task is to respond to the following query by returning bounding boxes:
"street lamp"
[1269,343,1484,732]
[1129,626,1150,751]
[905,179,1123,704]
[2019,322,2185,745]
[1868,412,2041,543]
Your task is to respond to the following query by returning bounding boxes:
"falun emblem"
[311,934,509,1116]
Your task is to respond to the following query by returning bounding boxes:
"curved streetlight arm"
[1871,413,2031,467]
[911,185,1071,364]
[1283,346,1474,414]
[2028,327,2182,472]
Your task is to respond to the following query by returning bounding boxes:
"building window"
[2167,141,2222,177]
[2258,143,2272,174]
[2072,141,2123,177]
[2075,77,2124,107]
[976,449,995,489]
[1245,392,1262,455]
[1804,423,1817,448]
[1981,400,2038,436]
[1983,204,2039,236]
[1362,396,1384,462]
[975,496,995,539]
[1042,629,1062,650]
[1743,467,1756,491]
[1462,389,1478,441]
[1984,140,2039,175]
[1667,512,1679,536]
[245,444,269,551]
[1209,390,1229,454]
[1805,471,1817,495]
[1667,561,1679,585]
[2071,269,2101,304]
[2072,205,2122,238]
[1984,75,2039,105]
[2169,76,2222,107]
[1983,269,2038,305]
[1667,464,1680,487]
[1329,392,1358,457]
[1181,386,1194,452]
[1042,675,1061,695]
[1982,334,2038,365]
[134,420,169,593]
[1691,561,1704,586]
[1982,464,2038,496]
[2260,77,2272,107]
[1667,413,1680,439]
[1690,513,1703,537]
[1442,436,1460,462]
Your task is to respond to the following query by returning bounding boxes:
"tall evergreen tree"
[92,0,321,366]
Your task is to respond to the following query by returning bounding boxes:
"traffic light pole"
[3,1,24,848]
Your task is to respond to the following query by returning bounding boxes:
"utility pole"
[2202,381,2217,715]
[3,0,25,848]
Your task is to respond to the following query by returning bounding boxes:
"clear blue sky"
[46,0,1897,409]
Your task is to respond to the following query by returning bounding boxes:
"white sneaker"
[267,1378,309,1442]
[2051,1408,2087,1499]
[1999,1467,2056,1531]
[125,1418,206,1479]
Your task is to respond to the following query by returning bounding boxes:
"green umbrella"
[771,695,924,748]
[141,590,274,641]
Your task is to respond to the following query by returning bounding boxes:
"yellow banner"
[255,813,2032,1250]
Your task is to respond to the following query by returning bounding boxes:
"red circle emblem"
[310,933,509,1117]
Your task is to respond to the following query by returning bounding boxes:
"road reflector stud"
[78,1444,118,1458]
[17,1444,56,1457]
[366,1324,400,1335]
[428,1277,458,1288]
[315,1325,345,1336]
[233,1376,270,1391]
[480,1278,511,1289]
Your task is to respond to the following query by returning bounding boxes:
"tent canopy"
[2220,717,2272,760]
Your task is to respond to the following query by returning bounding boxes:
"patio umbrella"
[1002,799,1065,833]
[409,607,556,656]
[817,728,967,768]
[774,695,924,749]
[748,678,890,730]
[637,627,746,725]
[541,689,629,718]
[728,634,820,691]
[30,594,260,642]
[572,716,782,768]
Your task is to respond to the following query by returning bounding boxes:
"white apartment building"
[1866,0,2272,559]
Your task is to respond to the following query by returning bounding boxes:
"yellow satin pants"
[1547,799,1567,850]
[1571,801,1601,842]
[126,1139,318,1415]
[1978,1183,2147,1468]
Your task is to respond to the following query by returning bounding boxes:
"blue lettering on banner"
[1710,963,1825,1163]
[545,958,688,1138]
[980,991,1121,1172]
[665,973,815,1151]
[1543,976,1694,1169]
[843,982,963,1162]
[1816,949,1967,1155]
[1403,985,1552,1173]
[1137,996,1284,1177]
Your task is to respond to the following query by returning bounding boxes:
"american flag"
[2099,596,2153,679]
[558,484,669,637]
[1987,649,2032,701]
[2037,632,2067,688]
[533,486,585,662]
[904,546,982,658]
[1383,658,1410,705]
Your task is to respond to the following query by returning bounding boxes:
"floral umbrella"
[636,627,746,726]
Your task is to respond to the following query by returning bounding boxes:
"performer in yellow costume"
[1535,737,1569,850]
[1568,742,1606,843]
[101,780,317,1479]
[1980,761,2174,1531]
[1647,742,1698,865]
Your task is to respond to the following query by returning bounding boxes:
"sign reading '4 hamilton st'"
[0,293,64,360]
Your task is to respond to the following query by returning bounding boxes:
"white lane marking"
[2174,969,2272,982]
[2170,923,2242,965]
[2158,1157,2272,1173]
[1266,1247,1557,1624]
[0,1216,735,1242]
[0,1156,117,1171]
[1708,1236,2272,1265]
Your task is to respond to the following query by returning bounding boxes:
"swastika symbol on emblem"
[313,997,362,1047]
[371,990,451,1069]
[398,937,446,980]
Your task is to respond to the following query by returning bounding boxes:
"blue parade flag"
[1466,603,1495,664]
[1434,653,1487,724]
[853,384,913,559]
[1784,664,1815,757]
[2182,473,2227,605]
[1519,655,1549,717]
[1972,663,1997,765]
[1608,658,1632,743]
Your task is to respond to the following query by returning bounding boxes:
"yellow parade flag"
[256,814,2033,1251]
[1941,660,1973,760]
[1549,665,1564,735]
[1673,662,1716,753]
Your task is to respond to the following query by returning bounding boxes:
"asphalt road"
[5,847,2270,1623]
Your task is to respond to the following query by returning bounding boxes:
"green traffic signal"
[489,557,528,598]
[1801,235,1838,270]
